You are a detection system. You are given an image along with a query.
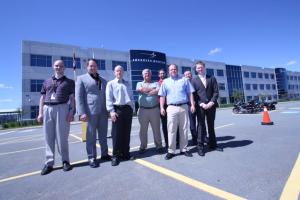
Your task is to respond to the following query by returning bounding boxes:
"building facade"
[22,41,300,119]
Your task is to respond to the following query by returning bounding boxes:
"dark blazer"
[191,75,219,107]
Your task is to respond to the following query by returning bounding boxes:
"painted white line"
[0,141,81,156]
[0,131,16,136]
[19,129,34,133]
[281,111,300,114]
[0,134,43,143]
[215,123,234,129]
[288,107,300,110]
[0,137,44,146]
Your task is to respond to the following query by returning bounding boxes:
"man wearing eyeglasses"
[76,58,110,168]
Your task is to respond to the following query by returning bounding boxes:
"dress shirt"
[198,74,206,88]
[158,75,195,105]
[106,78,134,112]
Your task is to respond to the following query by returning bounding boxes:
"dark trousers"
[196,106,216,147]
[189,108,197,142]
[112,105,133,157]
[160,104,168,147]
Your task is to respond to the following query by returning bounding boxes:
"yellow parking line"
[135,159,246,200]
[1,124,245,199]
[280,153,300,200]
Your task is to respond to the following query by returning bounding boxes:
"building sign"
[129,50,167,100]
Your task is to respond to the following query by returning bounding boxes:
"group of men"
[37,59,222,175]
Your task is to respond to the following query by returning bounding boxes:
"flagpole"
[72,49,77,81]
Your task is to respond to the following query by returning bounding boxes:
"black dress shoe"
[62,161,72,171]
[101,154,112,161]
[165,153,175,160]
[111,157,120,166]
[198,148,205,156]
[138,148,146,154]
[122,155,135,161]
[180,151,193,157]
[157,147,164,154]
[89,159,99,168]
[41,165,53,175]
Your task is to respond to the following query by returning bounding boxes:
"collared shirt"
[198,74,206,88]
[89,73,102,90]
[136,81,159,108]
[158,75,195,105]
[106,78,134,112]
[41,75,75,104]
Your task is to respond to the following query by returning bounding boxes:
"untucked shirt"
[41,76,75,104]
[136,81,159,107]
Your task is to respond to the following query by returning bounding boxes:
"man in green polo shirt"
[136,69,163,154]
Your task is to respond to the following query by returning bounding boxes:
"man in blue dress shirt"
[158,64,196,160]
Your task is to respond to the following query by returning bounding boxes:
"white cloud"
[0,99,14,103]
[0,83,13,89]
[286,60,297,66]
[208,48,222,56]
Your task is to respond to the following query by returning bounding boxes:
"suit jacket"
[191,75,219,107]
[75,73,107,115]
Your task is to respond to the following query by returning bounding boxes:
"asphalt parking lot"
[0,101,299,200]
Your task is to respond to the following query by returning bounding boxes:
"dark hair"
[87,58,98,65]
[195,61,205,67]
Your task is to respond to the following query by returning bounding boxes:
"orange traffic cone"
[261,106,274,125]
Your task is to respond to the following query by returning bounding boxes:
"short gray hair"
[142,69,152,76]
[114,65,124,71]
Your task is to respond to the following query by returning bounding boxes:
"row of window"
[180,67,225,77]
[243,71,274,79]
[244,83,276,90]
[287,75,300,81]
[246,95,277,102]
[288,85,300,90]
[30,54,127,71]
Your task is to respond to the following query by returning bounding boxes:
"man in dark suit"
[191,61,223,156]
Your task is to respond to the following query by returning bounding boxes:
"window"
[245,84,251,90]
[244,71,249,78]
[247,96,252,102]
[259,84,264,90]
[266,84,271,90]
[93,59,105,70]
[30,54,52,67]
[182,66,191,74]
[217,69,224,76]
[218,83,225,90]
[258,73,263,78]
[264,73,269,79]
[270,74,274,79]
[112,61,127,71]
[206,68,214,76]
[30,106,39,119]
[252,84,258,90]
[30,80,44,92]
[61,56,81,69]
[290,76,294,80]
[251,72,256,78]
[272,84,276,90]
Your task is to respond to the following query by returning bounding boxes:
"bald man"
[37,60,75,175]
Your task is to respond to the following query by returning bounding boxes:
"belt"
[169,103,187,106]
[114,105,131,109]
[44,102,67,106]
[140,105,159,109]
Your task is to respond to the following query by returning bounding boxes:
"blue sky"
[0,0,299,110]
